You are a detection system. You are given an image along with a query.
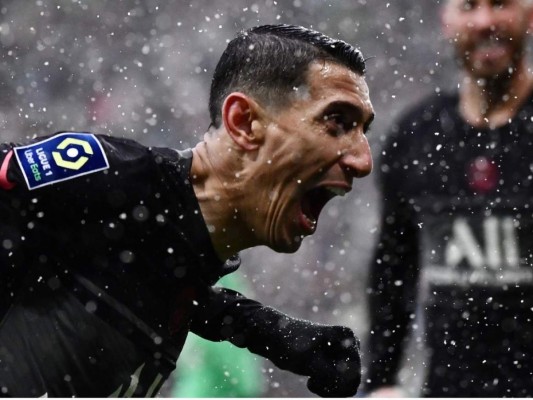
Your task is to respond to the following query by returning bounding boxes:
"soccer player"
[0,24,374,397]
[366,0,533,396]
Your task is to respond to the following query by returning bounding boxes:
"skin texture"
[370,0,533,397]
[191,60,374,260]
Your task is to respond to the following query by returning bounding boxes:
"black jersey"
[0,132,246,397]
[366,92,533,396]
[0,132,365,398]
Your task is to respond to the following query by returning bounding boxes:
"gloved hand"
[235,305,362,397]
[304,325,361,397]
[189,289,361,397]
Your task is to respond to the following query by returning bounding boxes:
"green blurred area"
[171,274,264,398]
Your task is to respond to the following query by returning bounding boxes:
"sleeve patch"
[13,132,110,190]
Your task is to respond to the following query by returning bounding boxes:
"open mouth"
[476,43,507,54]
[300,186,347,232]
[472,37,509,56]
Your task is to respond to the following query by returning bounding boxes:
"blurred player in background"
[366,0,533,396]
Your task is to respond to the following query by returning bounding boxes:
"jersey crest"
[13,133,109,190]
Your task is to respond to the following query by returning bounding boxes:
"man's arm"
[190,286,361,397]
[0,133,165,213]
[364,127,421,393]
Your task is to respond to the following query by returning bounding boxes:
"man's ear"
[222,93,263,151]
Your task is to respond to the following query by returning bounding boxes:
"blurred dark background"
[0,0,454,396]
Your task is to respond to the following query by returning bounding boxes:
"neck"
[190,131,256,261]
[459,60,533,129]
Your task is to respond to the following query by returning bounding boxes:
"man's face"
[247,61,374,253]
[442,0,533,78]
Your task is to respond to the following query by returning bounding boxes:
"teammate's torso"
[391,93,533,395]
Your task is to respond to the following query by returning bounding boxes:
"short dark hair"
[208,24,366,128]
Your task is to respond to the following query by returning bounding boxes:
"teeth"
[303,213,317,228]
[327,187,347,197]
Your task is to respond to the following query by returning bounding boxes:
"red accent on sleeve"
[0,150,16,190]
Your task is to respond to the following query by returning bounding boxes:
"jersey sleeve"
[0,132,161,215]
[2,133,110,191]
[364,123,421,391]
[190,286,337,377]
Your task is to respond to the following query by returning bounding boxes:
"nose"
[339,135,373,178]
[469,4,496,31]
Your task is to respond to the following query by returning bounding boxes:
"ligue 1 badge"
[14,132,109,190]
[467,156,499,194]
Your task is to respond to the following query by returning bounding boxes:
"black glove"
[190,288,361,397]
[253,316,362,397]
[303,325,361,397]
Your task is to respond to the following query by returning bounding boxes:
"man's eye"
[323,114,355,135]
[324,114,343,124]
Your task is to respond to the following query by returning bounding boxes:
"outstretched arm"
[190,286,361,397]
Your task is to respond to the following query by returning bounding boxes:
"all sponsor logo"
[445,216,519,270]
[421,213,533,286]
